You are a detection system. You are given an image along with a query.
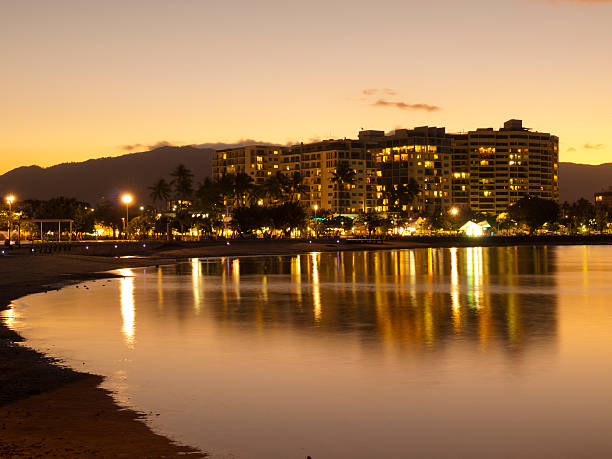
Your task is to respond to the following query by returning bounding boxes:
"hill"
[0,151,609,206]
[0,146,213,206]
[559,162,612,203]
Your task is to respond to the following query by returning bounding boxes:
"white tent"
[459,220,492,237]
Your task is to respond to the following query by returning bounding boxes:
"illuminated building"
[212,120,559,217]
[455,120,559,214]
[366,126,452,213]
[212,145,283,185]
[286,139,377,215]
[594,187,612,206]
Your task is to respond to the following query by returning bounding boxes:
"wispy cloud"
[192,139,289,150]
[372,99,441,112]
[363,88,397,96]
[121,141,174,151]
[567,147,576,152]
[584,143,604,149]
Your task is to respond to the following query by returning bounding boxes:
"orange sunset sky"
[1,0,611,175]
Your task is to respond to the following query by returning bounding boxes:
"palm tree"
[170,164,194,202]
[148,178,171,210]
[331,163,356,215]
[385,178,420,216]
[264,172,287,204]
[233,172,254,207]
[287,172,307,203]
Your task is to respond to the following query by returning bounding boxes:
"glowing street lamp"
[121,194,133,238]
[5,195,15,245]
[6,194,15,211]
[313,204,318,219]
[449,207,459,216]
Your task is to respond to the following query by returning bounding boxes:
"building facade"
[212,145,283,185]
[366,127,452,214]
[211,120,559,217]
[287,139,375,215]
[456,120,559,214]
[595,187,612,206]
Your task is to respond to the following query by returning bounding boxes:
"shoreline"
[1,237,611,457]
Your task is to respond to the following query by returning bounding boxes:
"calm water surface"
[4,246,612,458]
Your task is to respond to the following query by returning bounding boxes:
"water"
[4,246,612,458]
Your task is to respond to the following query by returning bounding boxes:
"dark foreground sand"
[1,237,610,457]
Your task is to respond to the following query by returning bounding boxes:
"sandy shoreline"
[1,237,610,457]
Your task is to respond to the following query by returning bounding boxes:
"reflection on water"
[119,268,135,348]
[7,246,612,459]
[157,246,558,355]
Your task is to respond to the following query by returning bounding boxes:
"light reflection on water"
[6,246,612,458]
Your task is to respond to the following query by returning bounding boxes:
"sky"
[1,0,611,174]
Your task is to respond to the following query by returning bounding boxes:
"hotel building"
[286,139,376,214]
[211,120,559,216]
[595,187,612,206]
[364,127,452,213]
[457,120,559,214]
[212,145,284,185]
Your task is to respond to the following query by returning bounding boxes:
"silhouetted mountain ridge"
[0,148,609,206]
[0,146,213,206]
[558,162,612,203]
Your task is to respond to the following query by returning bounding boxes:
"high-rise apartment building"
[211,120,559,217]
[456,120,558,214]
[287,139,376,214]
[365,127,452,213]
[212,145,284,185]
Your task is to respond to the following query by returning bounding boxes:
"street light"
[121,194,133,239]
[5,195,15,245]
[313,204,318,219]
[449,207,459,216]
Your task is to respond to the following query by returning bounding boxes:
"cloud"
[362,88,397,96]
[583,143,604,149]
[121,141,174,151]
[192,139,289,150]
[371,99,441,112]
[567,147,576,152]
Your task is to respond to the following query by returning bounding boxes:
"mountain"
[0,146,213,206]
[559,162,612,203]
[0,149,609,206]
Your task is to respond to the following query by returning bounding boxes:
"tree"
[331,163,356,215]
[127,215,155,239]
[264,172,287,203]
[357,211,388,237]
[233,172,254,207]
[594,203,610,234]
[269,202,307,237]
[384,178,420,217]
[194,177,224,216]
[508,196,560,234]
[231,205,267,236]
[148,178,171,209]
[170,164,194,201]
[93,199,123,238]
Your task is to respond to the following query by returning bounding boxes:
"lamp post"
[121,194,133,239]
[5,195,15,245]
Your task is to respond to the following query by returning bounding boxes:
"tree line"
[3,163,611,240]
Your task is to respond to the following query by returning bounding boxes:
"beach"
[1,236,611,457]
